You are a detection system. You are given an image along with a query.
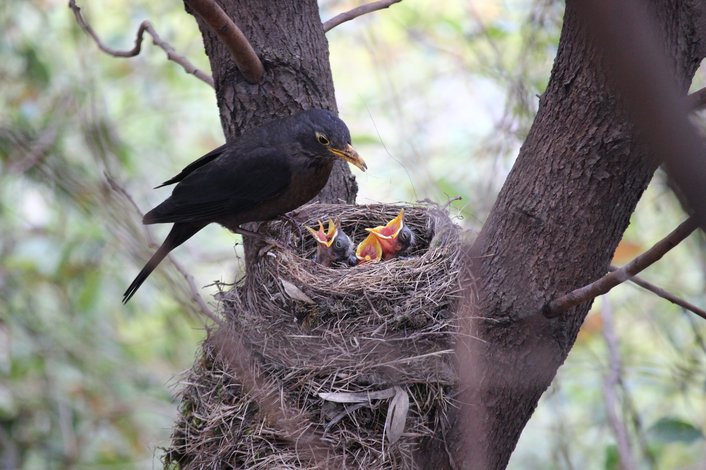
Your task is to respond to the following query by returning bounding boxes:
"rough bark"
[181,0,706,468]
[438,1,705,468]
[185,0,358,262]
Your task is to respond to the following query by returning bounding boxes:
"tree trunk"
[441,1,705,468]
[186,0,358,264]
[183,0,706,468]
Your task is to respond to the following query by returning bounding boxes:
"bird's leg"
[234,226,288,251]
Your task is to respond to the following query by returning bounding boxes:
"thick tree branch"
[545,217,699,317]
[609,265,706,320]
[575,0,706,230]
[68,0,214,87]
[323,0,402,32]
[184,0,264,83]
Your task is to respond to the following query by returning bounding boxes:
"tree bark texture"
[186,0,357,266]
[186,0,357,204]
[443,1,705,469]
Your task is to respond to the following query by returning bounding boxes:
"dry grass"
[164,202,466,469]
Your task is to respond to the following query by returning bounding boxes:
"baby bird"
[306,219,356,267]
[366,209,416,260]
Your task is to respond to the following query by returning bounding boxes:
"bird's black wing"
[154,144,227,189]
[143,146,291,224]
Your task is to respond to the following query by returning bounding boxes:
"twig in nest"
[443,195,463,210]
[323,0,402,32]
[544,217,698,318]
[185,0,264,83]
[68,0,214,87]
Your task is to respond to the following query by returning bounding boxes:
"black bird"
[306,219,357,267]
[123,109,366,303]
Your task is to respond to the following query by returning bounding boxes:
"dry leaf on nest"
[280,278,314,304]
[319,387,397,403]
[384,385,410,445]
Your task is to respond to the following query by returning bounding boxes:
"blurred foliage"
[1,0,705,468]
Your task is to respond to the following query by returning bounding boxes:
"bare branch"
[6,126,58,174]
[609,265,706,320]
[544,217,699,318]
[323,0,402,32]
[104,172,220,324]
[68,0,214,87]
[185,0,264,84]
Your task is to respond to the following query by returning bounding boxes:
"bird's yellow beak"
[306,219,338,247]
[355,232,382,263]
[330,144,367,171]
[366,209,405,240]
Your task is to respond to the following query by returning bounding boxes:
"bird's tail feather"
[122,223,203,304]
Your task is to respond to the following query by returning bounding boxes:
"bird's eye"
[334,239,343,249]
[316,132,330,146]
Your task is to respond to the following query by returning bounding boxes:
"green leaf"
[648,417,704,444]
[604,444,618,470]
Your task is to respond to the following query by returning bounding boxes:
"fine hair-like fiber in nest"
[165,202,467,469]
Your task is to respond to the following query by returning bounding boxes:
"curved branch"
[185,0,264,84]
[68,0,214,87]
[544,217,699,317]
[323,0,402,32]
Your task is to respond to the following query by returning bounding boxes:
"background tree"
[2,0,706,468]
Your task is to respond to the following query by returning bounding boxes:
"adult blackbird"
[366,209,416,260]
[123,109,366,303]
[306,219,356,267]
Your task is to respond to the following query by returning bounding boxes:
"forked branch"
[323,0,402,32]
[609,265,706,320]
[68,0,214,87]
[544,217,699,318]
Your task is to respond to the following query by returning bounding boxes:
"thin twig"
[68,0,214,87]
[600,298,637,470]
[104,172,220,324]
[185,0,264,83]
[443,195,463,210]
[609,265,706,320]
[544,217,699,317]
[323,0,402,32]
[7,126,58,174]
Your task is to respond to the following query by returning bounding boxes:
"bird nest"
[164,203,466,469]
